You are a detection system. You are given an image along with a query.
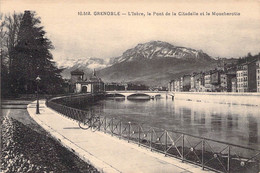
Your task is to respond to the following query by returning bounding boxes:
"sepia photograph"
[1,0,260,172]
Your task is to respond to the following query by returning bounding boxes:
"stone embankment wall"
[173,92,260,106]
[50,93,104,109]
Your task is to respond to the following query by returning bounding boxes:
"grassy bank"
[1,115,99,173]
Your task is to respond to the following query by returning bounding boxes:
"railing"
[47,97,260,173]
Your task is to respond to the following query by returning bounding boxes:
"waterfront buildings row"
[168,59,260,93]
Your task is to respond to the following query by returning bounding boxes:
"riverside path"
[27,100,213,173]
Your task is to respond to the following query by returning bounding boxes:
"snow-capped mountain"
[58,57,107,69]
[98,41,216,86]
[109,41,212,65]
[60,57,107,79]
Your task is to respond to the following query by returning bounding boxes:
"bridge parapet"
[106,90,166,98]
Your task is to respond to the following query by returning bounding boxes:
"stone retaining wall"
[173,92,260,106]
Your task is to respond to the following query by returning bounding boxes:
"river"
[83,97,260,150]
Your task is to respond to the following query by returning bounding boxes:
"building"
[168,80,175,92]
[257,59,260,92]
[247,61,257,92]
[204,72,212,92]
[70,69,84,84]
[180,77,183,92]
[168,82,171,92]
[236,64,248,92]
[204,70,221,92]
[220,71,236,92]
[174,79,180,92]
[220,73,229,92]
[197,73,205,92]
[190,73,197,92]
[231,77,237,92]
[211,70,221,91]
[183,75,191,91]
[236,61,257,92]
[171,80,175,91]
[190,72,204,92]
[70,69,84,92]
[75,70,104,93]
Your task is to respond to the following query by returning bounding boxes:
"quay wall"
[49,93,104,109]
[173,92,260,106]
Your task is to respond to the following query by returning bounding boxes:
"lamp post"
[36,75,41,114]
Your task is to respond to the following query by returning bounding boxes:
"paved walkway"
[27,100,212,173]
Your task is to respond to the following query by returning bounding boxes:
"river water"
[85,97,260,150]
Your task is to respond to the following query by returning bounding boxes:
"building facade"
[174,80,180,92]
[248,61,257,92]
[167,58,260,93]
[257,59,260,92]
[190,73,198,92]
[70,69,84,92]
[236,64,248,92]
[231,77,237,92]
[211,70,221,92]
[237,61,257,92]
[197,73,205,92]
[204,72,212,92]
[220,72,236,92]
[183,75,191,91]
[168,80,175,92]
[180,77,183,92]
[74,70,104,93]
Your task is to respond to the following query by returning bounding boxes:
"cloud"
[2,0,260,63]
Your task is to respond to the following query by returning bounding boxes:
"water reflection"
[248,116,258,144]
[87,98,260,150]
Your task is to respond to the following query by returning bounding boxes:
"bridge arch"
[151,94,161,98]
[106,93,126,98]
[127,93,151,99]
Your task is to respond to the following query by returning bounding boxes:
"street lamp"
[36,75,41,114]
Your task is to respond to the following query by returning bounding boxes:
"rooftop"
[71,69,84,75]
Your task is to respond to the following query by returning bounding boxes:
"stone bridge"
[106,90,168,99]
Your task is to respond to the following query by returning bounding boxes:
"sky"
[1,0,260,65]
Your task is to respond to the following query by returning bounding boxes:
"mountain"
[59,57,107,79]
[109,41,212,65]
[60,41,217,86]
[97,41,217,86]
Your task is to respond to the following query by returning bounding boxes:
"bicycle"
[78,115,101,132]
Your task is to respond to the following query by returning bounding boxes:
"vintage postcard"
[1,0,260,172]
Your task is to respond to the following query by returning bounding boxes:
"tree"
[12,11,64,94]
[0,12,22,72]
[0,12,23,97]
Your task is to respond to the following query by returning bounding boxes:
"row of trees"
[1,11,65,97]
